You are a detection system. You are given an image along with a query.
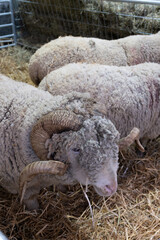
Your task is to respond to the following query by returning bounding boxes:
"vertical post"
[10,0,17,45]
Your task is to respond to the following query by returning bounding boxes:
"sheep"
[29,32,160,84]
[38,62,160,145]
[0,74,139,210]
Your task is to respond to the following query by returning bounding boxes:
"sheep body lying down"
[29,32,160,84]
[1,74,138,210]
[39,62,160,143]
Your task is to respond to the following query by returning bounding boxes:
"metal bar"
[0,23,13,28]
[16,0,160,6]
[17,2,160,13]
[107,0,160,6]
[0,12,11,16]
[0,34,14,39]
[0,43,16,49]
[10,0,17,45]
[0,39,13,42]
[22,8,160,20]
[17,41,38,50]
[17,0,39,4]
[15,25,21,29]
[116,12,160,19]
[0,0,10,3]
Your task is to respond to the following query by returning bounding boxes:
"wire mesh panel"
[15,0,160,48]
[0,0,16,49]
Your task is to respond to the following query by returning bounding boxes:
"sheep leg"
[21,184,41,210]
[23,194,39,210]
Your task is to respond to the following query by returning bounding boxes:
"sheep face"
[47,116,119,197]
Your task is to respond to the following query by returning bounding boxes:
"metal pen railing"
[12,0,160,49]
[0,0,17,49]
[109,0,160,5]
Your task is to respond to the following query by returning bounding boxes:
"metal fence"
[0,0,16,49]
[13,0,160,49]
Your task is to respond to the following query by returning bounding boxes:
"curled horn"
[20,160,67,203]
[119,127,145,152]
[30,110,82,160]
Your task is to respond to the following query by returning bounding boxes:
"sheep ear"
[119,127,145,152]
[19,160,68,204]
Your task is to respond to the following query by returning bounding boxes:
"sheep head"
[20,110,143,209]
[49,115,120,197]
[29,111,120,197]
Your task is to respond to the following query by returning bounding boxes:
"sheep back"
[39,62,160,141]
[29,32,160,84]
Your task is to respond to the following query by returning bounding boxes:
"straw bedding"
[0,46,159,240]
[0,46,33,85]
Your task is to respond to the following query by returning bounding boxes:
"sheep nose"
[104,182,117,195]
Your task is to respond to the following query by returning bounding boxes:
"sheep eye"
[72,148,80,153]
[50,152,56,159]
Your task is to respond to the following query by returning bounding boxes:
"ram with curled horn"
[0,75,145,210]
[19,112,143,209]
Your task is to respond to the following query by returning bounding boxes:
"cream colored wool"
[39,62,160,142]
[29,32,160,84]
